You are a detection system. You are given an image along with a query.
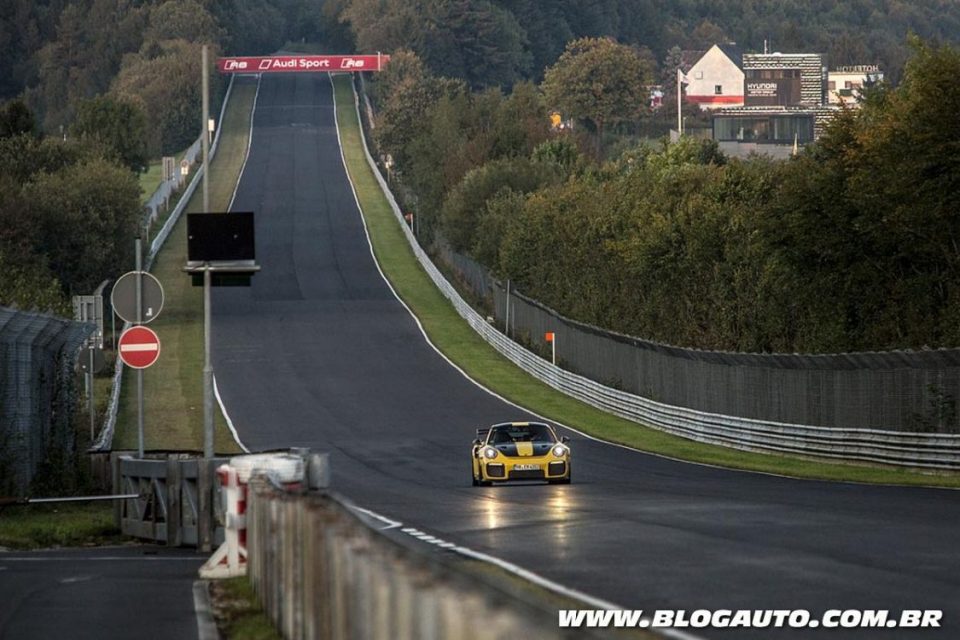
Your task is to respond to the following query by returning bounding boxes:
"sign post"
[202,44,210,216]
[111,239,165,457]
[545,332,556,365]
[182,211,260,553]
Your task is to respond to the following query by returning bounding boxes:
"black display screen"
[187,212,255,262]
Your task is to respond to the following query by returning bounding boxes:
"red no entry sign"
[118,326,161,369]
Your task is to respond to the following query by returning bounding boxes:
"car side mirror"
[473,439,482,446]
[560,436,569,443]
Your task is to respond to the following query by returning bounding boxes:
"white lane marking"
[212,72,263,456]
[351,506,402,530]
[346,502,706,640]
[59,575,95,584]
[214,376,249,454]
[227,74,262,212]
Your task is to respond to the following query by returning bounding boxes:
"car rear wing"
[475,427,490,442]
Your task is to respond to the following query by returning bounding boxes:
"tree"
[541,37,653,158]
[660,45,683,96]
[21,158,140,295]
[71,94,148,172]
[213,0,286,55]
[112,39,214,156]
[422,0,531,88]
[341,0,428,58]
[373,66,464,170]
[145,0,224,45]
[0,242,68,315]
[30,0,148,133]
[441,156,561,252]
[687,20,729,50]
[0,99,35,138]
[344,0,528,88]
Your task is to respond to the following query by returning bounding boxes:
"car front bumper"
[479,456,569,482]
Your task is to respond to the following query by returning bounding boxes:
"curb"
[193,580,219,640]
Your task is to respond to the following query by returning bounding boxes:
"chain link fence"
[0,306,94,494]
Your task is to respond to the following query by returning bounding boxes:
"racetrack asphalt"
[0,545,203,640]
[212,73,960,640]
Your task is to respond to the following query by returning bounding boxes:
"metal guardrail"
[93,76,236,452]
[142,138,202,233]
[348,81,960,471]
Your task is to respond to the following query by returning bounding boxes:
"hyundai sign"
[217,55,390,74]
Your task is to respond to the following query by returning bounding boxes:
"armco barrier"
[246,476,605,640]
[346,79,960,471]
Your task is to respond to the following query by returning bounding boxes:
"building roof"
[715,43,743,68]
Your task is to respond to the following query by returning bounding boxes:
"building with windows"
[684,44,744,110]
[710,51,833,157]
[828,65,883,106]
[742,52,827,107]
[683,46,879,157]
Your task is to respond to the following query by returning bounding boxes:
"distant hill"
[340,0,960,85]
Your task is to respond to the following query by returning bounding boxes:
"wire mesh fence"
[439,247,960,434]
[0,306,94,494]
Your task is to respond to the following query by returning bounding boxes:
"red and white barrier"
[199,453,304,579]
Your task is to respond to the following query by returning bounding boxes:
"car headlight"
[552,445,568,457]
[483,447,498,459]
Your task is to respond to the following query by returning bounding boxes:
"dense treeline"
[0,0,332,150]
[0,131,140,313]
[370,39,960,353]
[338,0,960,87]
[0,0,333,314]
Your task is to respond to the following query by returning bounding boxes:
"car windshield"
[489,424,553,444]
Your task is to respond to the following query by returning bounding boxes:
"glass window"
[489,424,554,443]
[714,115,814,143]
[715,85,723,94]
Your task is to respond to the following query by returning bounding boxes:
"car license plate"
[514,464,539,471]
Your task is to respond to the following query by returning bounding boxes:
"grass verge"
[114,81,256,454]
[330,74,960,489]
[209,578,282,640]
[0,503,123,550]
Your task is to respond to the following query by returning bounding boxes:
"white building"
[685,44,744,110]
[828,65,883,106]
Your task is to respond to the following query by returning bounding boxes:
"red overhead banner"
[217,55,390,74]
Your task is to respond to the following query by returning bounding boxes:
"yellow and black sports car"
[471,422,571,485]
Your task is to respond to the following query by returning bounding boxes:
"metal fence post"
[166,457,182,547]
